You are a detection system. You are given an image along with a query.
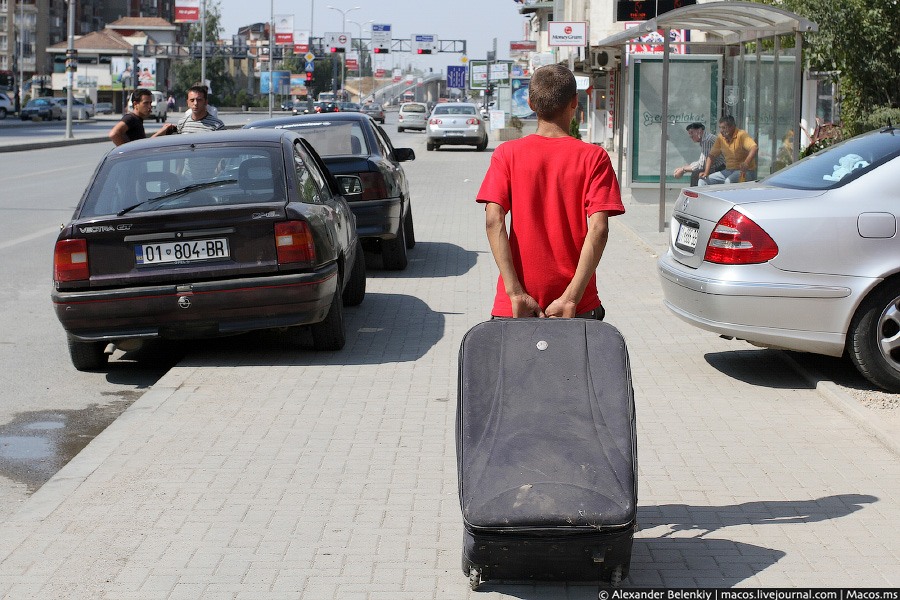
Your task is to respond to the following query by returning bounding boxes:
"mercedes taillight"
[704,209,778,265]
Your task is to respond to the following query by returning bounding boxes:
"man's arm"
[544,210,610,318]
[484,202,544,318]
[741,134,759,173]
[108,121,129,146]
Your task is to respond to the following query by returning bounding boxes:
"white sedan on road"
[425,102,488,152]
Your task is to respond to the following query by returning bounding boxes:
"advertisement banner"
[274,15,294,45]
[294,30,309,54]
[260,70,291,95]
[174,0,200,23]
[548,22,588,47]
[511,78,535,119]
[111,57,157,90]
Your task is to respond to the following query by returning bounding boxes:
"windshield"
[433,105,476,116]
[763,128,900,190]
[275,121,368,157]
[401,104,426,113]
[80,146,286,217]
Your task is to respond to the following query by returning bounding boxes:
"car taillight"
[704,209,778,265]
[275,221,316,265]
[356,172,391,201]
[429,118,442,125]
[54,239,89,282]
[398,114,404,121]
[466,118,480,125]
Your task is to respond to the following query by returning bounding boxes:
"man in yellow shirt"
[699,115,758,185]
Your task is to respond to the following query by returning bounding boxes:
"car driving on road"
[245,112,417,270]
[425,102,488,151]
[397,102,428,132]
[52,129,366,370]
[658,125,900,391]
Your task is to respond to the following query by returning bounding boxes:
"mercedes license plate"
[676,223,699,250]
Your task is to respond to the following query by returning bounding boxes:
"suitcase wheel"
[609,565,624,587]
[468,568,482,590]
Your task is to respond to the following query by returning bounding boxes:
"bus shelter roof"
[595,1,817,48]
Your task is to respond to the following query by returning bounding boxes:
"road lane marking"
[0,226,61,250]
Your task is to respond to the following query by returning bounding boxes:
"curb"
[1,123,245,153]
[776,350,900,456]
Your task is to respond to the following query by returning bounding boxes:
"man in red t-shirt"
[476,64,624,318]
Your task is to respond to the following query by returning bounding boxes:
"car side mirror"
[335,175,364,199]
[394,147,415,162]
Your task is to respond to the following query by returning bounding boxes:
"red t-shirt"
[476,134,624,317]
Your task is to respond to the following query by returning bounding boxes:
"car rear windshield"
[79,146,286,217]
[432,105,476,116]
[401,104,426,113]
[277,121,368,157]
[763,129,900,190]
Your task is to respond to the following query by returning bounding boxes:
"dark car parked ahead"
[52,129,366,370]
[245,112,416,270]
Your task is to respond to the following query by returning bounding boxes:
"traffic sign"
[304,52,315,62]
[372,23,391,53]
[447,65,467,89]
[411,34,438,54]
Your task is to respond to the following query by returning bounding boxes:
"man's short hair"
[131,88,152,105]
[686,122,705,132]
[528,64,577,120]
[188,84,209,99]
[719,115,736,127]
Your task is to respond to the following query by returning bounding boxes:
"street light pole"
[65,0,74,138]
[347,19,372,102]
[268,0,274,117]
[327,5,360,97]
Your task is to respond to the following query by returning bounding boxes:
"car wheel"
[848,283,900,392]
[342,242,367,307]
[310,284,346,351]
[476,138,488,152]
[404,204,416,249]
[162,114,167,123]
[381,215,408,271]
[398,127,404,133]
[67,336,108,371]
[426,141,435,151]
[0,107,6,119]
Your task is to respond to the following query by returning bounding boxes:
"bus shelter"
[594,2,817,231]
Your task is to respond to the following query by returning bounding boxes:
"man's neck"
[192,110,208,121]
[535,115,573,138]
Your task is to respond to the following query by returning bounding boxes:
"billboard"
[174,0,200,23]
[260,70,291,95]
[111,57,157,90]
[274,15,294,45]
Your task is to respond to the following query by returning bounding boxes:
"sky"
[213,0,530,74]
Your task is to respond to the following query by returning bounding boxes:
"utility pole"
[65,0,75,138]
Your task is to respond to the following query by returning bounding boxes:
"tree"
[171,0,235,105]
[760,0,900,134]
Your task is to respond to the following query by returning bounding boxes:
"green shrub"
[569,117,582,140]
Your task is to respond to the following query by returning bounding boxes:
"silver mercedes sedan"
[658,125,900,391]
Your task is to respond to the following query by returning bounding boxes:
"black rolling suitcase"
[456,318,637,589]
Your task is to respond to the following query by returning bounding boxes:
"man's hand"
[544,298,578,318]
[674,167,686,178]
[510,292,545,318]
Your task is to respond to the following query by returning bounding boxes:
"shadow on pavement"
[180,292,444,367]
[704,348,814,389]
[364,240,479,278]
[470,494,875,595]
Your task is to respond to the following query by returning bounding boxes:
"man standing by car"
[700,115,759,185]
[476,64,624,319]
[674,122,725,186]
[108,89,176,146]
[176,85,225,134]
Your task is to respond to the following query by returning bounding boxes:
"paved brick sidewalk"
[0,143,897,598]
